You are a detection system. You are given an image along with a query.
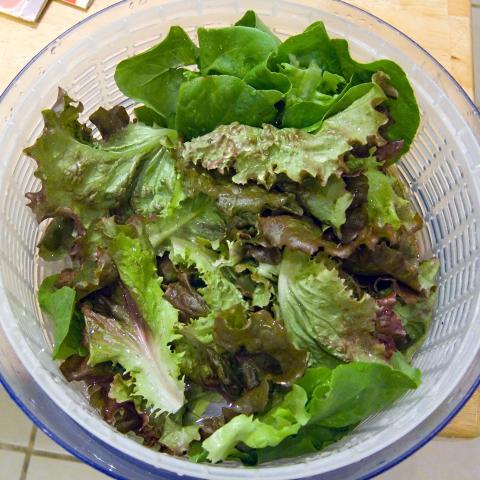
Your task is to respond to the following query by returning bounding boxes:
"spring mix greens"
[27,11,438,464]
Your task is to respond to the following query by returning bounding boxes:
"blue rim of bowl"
[0,1,479,478]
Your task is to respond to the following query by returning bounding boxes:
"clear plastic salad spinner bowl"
[0,1,479,479]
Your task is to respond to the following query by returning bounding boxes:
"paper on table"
[58,0,94,9]
[0,0,49,22]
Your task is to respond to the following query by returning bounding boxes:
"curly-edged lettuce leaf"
[56,222,118,300]
[395,292,437,361]
[87,231,184,414]
[233,261,275,308]
[257,215,324,256]
[257,215,363,259]
[176,75,282,139]
[214,305,307,386]
[176,327,243,397]
[298,176,353,233]
[183,84,387,187]
[164,274,210,321]
[202,385,310,463]
[37,217,76,261]
[182,168,302,219]
[363,159,420,231]
[131,148,185,216]
[159,417,201,456]
[38,274,87,360]
[115,26,198,123]
[343,243,439,293]
[278,249,384,363]
[89,105,130,140]
[299,360,420,428]
[170,237,246,343]
[198,26,278,78]
[25,93,177,227]
[146,194,226,250]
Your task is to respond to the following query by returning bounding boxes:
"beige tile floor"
[1,385,480,480]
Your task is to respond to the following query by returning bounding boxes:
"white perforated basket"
[0,1,479,479]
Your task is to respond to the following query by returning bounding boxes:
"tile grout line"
[19,427,37,480]
[30,449,81,463]
[0,442,28,453]
[0,440,81,463]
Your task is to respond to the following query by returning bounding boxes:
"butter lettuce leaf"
[38,274,87,360]
[300,361,420,428]
[198,26,278,78]
[202,385,310,462]
[176,75,282,139]
[270,20,419,156]
[115,26,198,123]
[234,10,280,43]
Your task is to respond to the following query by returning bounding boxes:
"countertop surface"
[0,0,478,479]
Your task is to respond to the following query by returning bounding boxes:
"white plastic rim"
[0,1,479,479]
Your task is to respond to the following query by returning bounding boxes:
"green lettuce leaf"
[280,61,345,128]
[364,160,420,231]
[160,417,201,455]
[270,20,419,157]
[38,274,87,360]
[343,243,439,293]
[87,229,184,413]
[298,175,353,233]
[176,75,282,139]
[146,194,227,249]
[214,305,308,386]
[234,10,280,43]
[256,424,349,463]
[198,26,278,78]
[37,217,75,261]
[299,361,420,428]
[89,105,130,140]
[202,385,310,462]
[278,249,383,363]
[115,26,198,123]
[134,105,167,127]
[170,237,246,344]
[183,84,387,187]
[130,148,185,216]
[395,292,437,361]
[181,168,302,219]
[25,93,176,227]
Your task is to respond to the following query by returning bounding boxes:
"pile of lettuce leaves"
[27,11,438,465]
